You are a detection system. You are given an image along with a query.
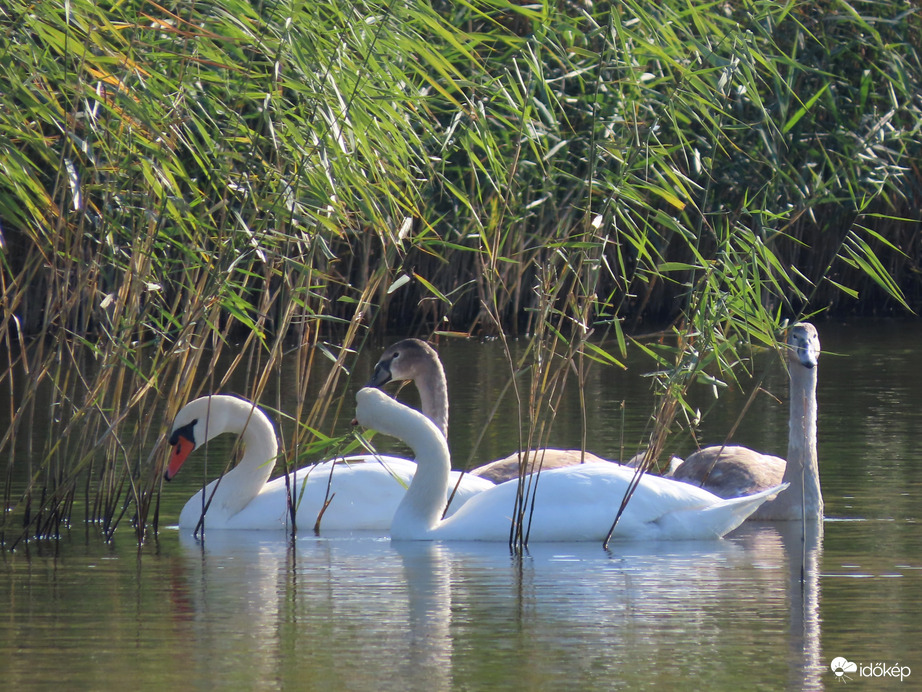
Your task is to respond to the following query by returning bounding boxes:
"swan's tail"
[658,483,790,539]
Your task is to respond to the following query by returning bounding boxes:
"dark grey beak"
[366,359,393,388]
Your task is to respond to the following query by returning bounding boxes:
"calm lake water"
[2,321,921,689]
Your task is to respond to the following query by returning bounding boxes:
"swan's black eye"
[169,419,198,446]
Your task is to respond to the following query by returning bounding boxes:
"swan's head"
[355,386,441,443]
[355,386,404,437]
[163,395,240,481]
[366,338,441,388]
[787,322,820,369]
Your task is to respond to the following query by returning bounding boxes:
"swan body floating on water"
[367,338,613,482]
[164,395,493,531]
[669,322,823,521]
[354,387,787,541]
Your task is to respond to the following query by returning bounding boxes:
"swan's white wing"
[217,455,493,531]
[430,464,782,542]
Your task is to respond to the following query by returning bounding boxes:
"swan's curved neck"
[360,390,449,539]
[392,415,450,539]
[779,364,822,519]
[416,361,449,439]
[200,399,278,521]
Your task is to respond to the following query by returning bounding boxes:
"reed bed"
[0,0,919,548]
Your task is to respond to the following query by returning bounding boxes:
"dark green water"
[2,321,920,689]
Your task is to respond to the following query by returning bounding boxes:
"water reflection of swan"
[173,530,296,687]
[173,525,823,688]
[367,338,613,482]
[721,521,824,689]
[175,530,455,689]
[670,323,823,520]
[354,387,787,541]
[164,395,492,531]
[785,521,824,690]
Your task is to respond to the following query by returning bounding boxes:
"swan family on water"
[164,323,822,538]
[353,386,785,541]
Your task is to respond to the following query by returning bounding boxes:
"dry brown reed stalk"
[292,242,424,533]
[164,232,400,538]
[603,332,692,549]
[471,236,616,550]
[0,212,404,547]
[2,235,230,545]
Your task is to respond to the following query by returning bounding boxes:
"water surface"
[2,321,921,689]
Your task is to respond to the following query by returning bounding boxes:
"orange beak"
[165,435,195,481]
